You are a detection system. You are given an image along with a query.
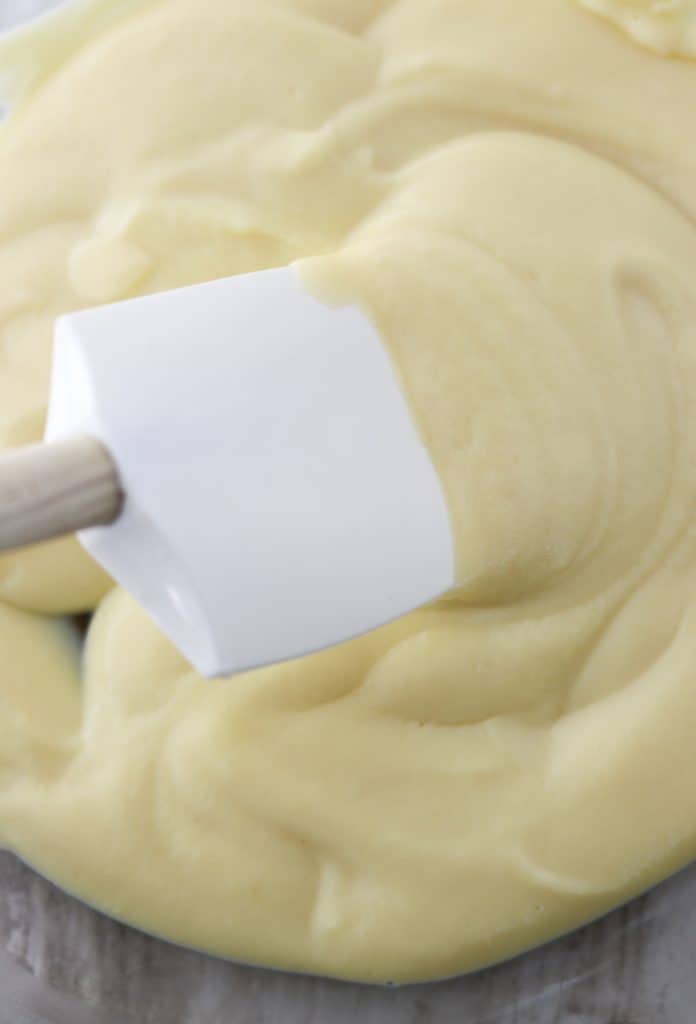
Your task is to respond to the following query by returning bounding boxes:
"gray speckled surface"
[0,0,60,30]
[1,1,695,1020]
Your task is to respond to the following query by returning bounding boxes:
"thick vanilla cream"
[578,0,696,56]
[0,0,695,984]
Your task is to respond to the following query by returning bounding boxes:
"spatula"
[0,267,455,677]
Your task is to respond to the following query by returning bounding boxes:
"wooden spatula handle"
[0,436,123,552]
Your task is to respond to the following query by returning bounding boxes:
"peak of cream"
[0,0,696,986]
[578,0,696,55]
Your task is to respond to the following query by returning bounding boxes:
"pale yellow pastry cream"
[578,0,696,56]
[0,0,695,985]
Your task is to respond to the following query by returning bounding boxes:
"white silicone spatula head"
[14,267,455,676]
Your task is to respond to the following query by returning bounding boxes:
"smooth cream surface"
[0,0,695,985]
[578,0,696,56]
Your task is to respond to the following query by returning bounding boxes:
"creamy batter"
[578,0,696,56]
[0,0,695,985]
